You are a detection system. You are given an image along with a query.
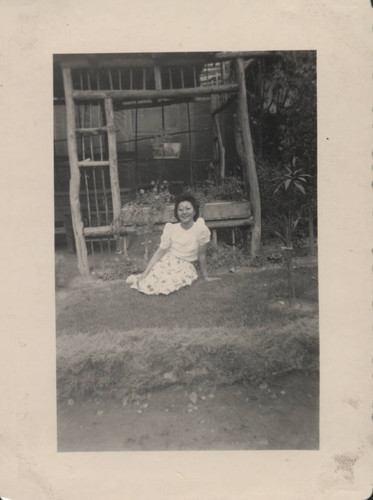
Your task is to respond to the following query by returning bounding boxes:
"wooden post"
[135,105,140,186]
[212,111,225,180]
[235,57,261,258]
[212,229,218,246]
[62,67,89,276]
[63,213,75,254]
[233,113,246,184]
[245,227,251,251]
[210,96,219,182]
[154,66,162,90]
[231,228,236,249]
[122,235,128,258]
[104,98,122,251]
[187,102,193,185]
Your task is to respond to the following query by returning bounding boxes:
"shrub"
[187,176,246,208]
[206,242,249,271]
[114,181,172,260]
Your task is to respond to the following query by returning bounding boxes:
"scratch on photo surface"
[17,454,55,499]
[177,471,188,481]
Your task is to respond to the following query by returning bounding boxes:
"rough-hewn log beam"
[83,217,253,237]
[215,51,277,60]
[75,126,107,135]
[235,57,261,258]
[57,52,277,70]
[78,160,110,167]
[214,113,225,180]
[154,65,162,89]
[62,67,89,276]
[58,54,209,69]
[104,98,122,250]
[211,95,225,180]
[115,96,211,111]
[73,84,238,101]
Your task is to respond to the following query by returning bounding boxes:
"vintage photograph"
[54,51,319,452]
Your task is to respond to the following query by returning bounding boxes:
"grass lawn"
[57,264,318,334]
[56,258,319,401]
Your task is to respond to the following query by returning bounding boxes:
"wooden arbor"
[59,52,266,275]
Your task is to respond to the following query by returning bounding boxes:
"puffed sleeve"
[195,217,211,245]
[159,222,172,249]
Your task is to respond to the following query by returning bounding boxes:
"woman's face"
[177,201,196,224]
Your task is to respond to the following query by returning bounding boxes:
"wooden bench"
[83,200,253,252]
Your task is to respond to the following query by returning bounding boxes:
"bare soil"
[58,372,318,452]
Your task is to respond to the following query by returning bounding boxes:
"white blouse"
[159,217,211,262]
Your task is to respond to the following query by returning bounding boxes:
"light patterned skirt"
[126,253,198,295]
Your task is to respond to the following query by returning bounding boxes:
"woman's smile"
[177,201,196,226]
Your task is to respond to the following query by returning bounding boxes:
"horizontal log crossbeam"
[73,84,238,101]
[58,51,277,69]
[78,160,110,167]
[75,126,108,135]
[214,51,276,60]
[83,217,253,238]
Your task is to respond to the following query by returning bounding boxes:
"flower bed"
[120,200,251,225]
[84,178,253,239]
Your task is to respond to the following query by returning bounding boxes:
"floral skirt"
[126,253,198,295]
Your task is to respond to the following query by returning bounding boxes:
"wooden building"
[54,52,264,275]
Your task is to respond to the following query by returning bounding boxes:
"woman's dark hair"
[174,193,200,221]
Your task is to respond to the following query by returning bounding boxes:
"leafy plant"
[114,180,172,261]
[273,165,311,197]
[273,161,310,301]
[93,256,146,281]
[273,161,310,246]
[274,214,301,248]
[207,176,247,202]
[206,242,249,271]
[245,52,317,249]
[187,176,247,210]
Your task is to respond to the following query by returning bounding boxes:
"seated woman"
[126,193,219,295]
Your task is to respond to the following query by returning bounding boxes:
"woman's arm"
[198,243,220,281]
[137,246,168,282]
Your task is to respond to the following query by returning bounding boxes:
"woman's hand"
[204,276,220,282]
[136,273,147,284]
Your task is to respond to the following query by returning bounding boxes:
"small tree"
[273,161,310,301]
[245,51,317,250]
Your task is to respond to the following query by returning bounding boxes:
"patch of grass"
[91,242,252,282]
[56,264,319,401]
[88,241,313,283]
[57,267,318,335]
[267,266,318,301]
[57,321,319,401]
